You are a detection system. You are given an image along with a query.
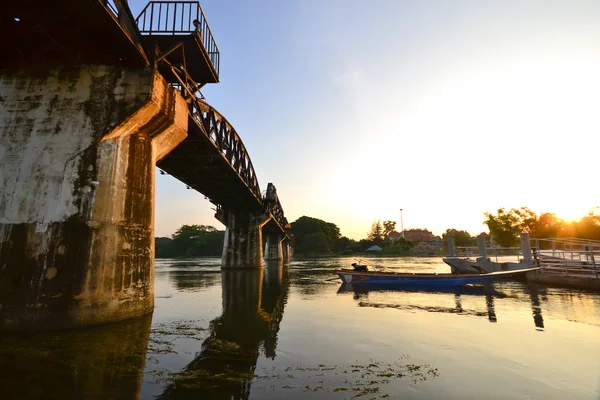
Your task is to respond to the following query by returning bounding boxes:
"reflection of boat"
[336,264,539,287]
[336,282,506,297]
[338,280,551,328]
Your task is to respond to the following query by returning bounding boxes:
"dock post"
[477,234,488,259]
[447,238,456,257]
[520,233,533,263]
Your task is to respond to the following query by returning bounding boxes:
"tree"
[574,211,600,240]
[513,207,538,235]
[483,206,600,245]
[442,229,474,247]
[171,224,224,257]
[367,219,384,244]
[290,216,342,254]
[155,237,176,258]
[383,220,397,237]
[393,237,413,252]
[336,236,358,252]
[535,212,563,239]
[301,232,330,254]
[483,208,522,247]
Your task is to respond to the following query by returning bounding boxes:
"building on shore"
[388,228,442,253]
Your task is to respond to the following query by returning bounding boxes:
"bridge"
[0,0,291,330]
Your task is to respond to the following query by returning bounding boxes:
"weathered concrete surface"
[217,208,270,268]
[527,271,600,291]
[0,65,187,330]
[281,238,292,264]
[264,233,283,261]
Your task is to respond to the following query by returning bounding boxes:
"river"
[1,257,599,399]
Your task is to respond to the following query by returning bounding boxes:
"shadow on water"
[0,314,152,400]
[157,260,290,399]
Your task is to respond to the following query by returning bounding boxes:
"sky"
[128,0,600,240]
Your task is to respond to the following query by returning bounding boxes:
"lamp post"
[400,208,404,238]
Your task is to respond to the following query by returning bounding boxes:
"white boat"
[445,235,600,290]
[444,233,537,274]
[443,256,536,274]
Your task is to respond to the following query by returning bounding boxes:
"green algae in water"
[150,320,208,339]
[253,357,439,399]
[146,319,440,400]
[147,319,210,355]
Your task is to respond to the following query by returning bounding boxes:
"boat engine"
[351,262,368,272]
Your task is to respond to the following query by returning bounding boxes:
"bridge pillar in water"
[281,237,292,264]
[264,233,283,261]
[217,208,270,268]
[0,65,188,330]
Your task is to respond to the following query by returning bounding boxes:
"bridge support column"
[0,65,187,330]
[217,208,270,268]
[281,237,292,264]
[264,233,283,261]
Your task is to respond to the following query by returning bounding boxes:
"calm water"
[1,257,599,399]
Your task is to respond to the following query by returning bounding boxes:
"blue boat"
[336,264,539,287]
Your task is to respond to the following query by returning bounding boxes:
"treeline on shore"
[156,207,600,258]
[290,216,417,256]
[482,207,600,247]
[156,225,224,258]
[291,207,600,256]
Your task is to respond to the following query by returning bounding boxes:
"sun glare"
[555,208,597,223]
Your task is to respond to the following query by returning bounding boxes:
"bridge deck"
[1,0,287,230]
[1,0,148,69]
[158,115,263,211]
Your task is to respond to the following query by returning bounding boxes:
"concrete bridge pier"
[0,65,187,330]
[281,237,292,264]
[264,233,283,261]
[217,208,270,268]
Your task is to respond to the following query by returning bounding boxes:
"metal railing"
[167,63,260,203]
[192,99,261,202]
[532,238,600,265]
[530,237,600,278]
[452,246,523,260]
[263,183,287,231]
[135,1,220,75]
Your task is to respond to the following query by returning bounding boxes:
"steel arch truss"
[189,99,261,202]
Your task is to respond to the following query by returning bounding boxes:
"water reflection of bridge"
[0,315,153,399]
[159,261,290,399]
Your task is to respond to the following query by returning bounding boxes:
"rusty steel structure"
[135,1,220,75]
[0,0,290,231]
[0,0,289,228]
[135,1,219,85]
[132,1,289,232]
[194,99,261,202]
